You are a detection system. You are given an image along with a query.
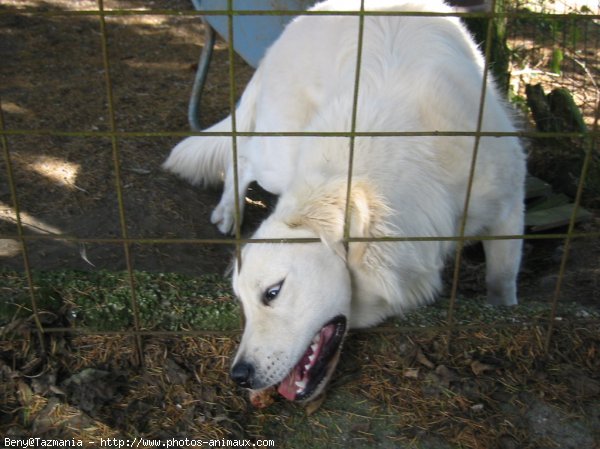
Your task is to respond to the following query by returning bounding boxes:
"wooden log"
[525,83,559,132]
[547,88,587,133]
[525,83,591,197]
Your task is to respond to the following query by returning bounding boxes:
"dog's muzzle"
[230,315,347,402]
[230,361,255,389]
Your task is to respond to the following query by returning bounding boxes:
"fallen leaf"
[62,368,127,414]
[435,365,458,387]
[305,392,326,416]
[403,368,420,379]
[416,346,435,369]
[471,403,484,412]
[164,358,190,384]
[568,372,600,397]
[17,380,33,405]
[471,360,495,376]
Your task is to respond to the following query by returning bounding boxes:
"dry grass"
[2,319,599,447]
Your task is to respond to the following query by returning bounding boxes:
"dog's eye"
[263,281,284,304]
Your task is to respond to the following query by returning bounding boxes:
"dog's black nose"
[230,361,254,388]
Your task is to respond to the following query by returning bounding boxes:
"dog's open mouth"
[277,315,347,401]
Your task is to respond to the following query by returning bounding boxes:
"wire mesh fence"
[0,0,599,442]
[0,0,600,448]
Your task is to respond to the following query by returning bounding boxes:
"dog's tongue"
[277,366,303,401]
[277,324,336,401]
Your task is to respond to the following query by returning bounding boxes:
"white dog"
[164,0,526,403]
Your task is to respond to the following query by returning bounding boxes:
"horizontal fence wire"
[0,129,599,138]
[1,7,599,19]
[1,1,598,362]
[0,233,599,245]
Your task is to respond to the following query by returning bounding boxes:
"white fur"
[164,0,526,395]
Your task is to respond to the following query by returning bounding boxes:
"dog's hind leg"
[482,199,524,306]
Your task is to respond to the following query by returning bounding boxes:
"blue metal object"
[188,0,316,130]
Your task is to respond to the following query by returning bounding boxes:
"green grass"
[2,269,598,333]
[0,269,240,332]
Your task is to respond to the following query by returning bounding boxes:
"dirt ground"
[0,0,262,278]
[1,1,599,447]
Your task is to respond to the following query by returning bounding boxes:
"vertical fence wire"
[96,0,144,365]
[228,0,242,264]
[445,3,498,349]
[0,99,46,353]
[342,0,366,248]
[226,0,245,330]
[545,98,599,351]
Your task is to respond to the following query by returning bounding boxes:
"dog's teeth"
[312,334,321,344]
[310,343,318,354]
[295,380,307,390]
[308,353,316,364]
[304,363,311,371]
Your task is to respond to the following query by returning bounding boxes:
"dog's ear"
[286,180,387,265]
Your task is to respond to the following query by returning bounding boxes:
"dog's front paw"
[486,279,518,307]
[211,204,237,235]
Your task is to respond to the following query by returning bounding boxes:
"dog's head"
[230,180,388,402]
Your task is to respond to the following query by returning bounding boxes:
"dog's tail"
[163,116,234,187]
[163,73,260,186]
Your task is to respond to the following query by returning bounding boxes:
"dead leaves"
[403,367,420,379]
[401,339,502,389]
[470,360,497,376]
[62,368,128,414]
[415,345,435,369]
[435,365,459,388]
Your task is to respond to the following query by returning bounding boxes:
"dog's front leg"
[211,156,254,234]
[482,199,524,306]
